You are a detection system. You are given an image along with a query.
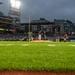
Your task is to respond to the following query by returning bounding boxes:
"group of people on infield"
[64,33,68,42]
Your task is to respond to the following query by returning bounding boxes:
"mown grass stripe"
[0,44,14,46]
[70,45,75,47]
[22,44,29,46]
[0,44,4,46]
[48,44,55,46]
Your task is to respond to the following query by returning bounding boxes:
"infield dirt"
[0,71,75,75]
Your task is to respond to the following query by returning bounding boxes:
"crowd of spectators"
[0,32,75,41]
[0,33,28,41]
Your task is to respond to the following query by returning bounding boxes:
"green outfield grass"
[0,41,75,72]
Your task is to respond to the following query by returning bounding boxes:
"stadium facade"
[0,11,75,36]
[0,11,16,33]
[0,12,75,41]
[21,18,75,35]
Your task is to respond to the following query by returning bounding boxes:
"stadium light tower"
[9,0,21,25]
[10,0,16,8]
[16,0,21,9]
[10,0,21,9]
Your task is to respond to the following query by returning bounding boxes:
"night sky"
[0,0,75,23]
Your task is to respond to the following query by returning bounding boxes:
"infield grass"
[0,41,75,72]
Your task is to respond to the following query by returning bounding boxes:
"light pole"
[28,15,30,42]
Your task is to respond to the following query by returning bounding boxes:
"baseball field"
[0,41,75,72]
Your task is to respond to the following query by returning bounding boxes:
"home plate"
[22,44,29,46]
[70,45,75,47]
[48,44,55,46]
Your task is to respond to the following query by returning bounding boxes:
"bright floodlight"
[10,0,15,4]
[16,0,21,9]
[10,0,21,9]
[10,0,16,8]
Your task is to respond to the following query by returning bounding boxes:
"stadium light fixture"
[10,0,15,4]
[10,0,16,8]
[16,0,21,9]
[10,0,21,9]
[9,0,21,25]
